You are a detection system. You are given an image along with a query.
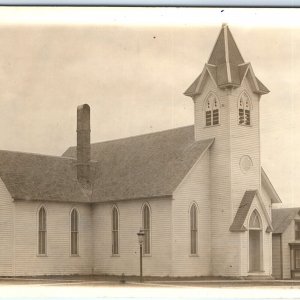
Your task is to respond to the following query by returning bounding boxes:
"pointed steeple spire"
[184,24,269,97]
[208,23,244,67]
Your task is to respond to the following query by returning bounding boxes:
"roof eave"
[261,167,282,203]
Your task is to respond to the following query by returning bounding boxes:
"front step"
[244,275,274,280]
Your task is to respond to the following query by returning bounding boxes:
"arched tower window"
[112,206,119,255]
[38,206,47,255]
[71,208,79,255]
[190,204,198,255]
[238,92,251,125]
[142,204,151,255]
[205,93,220,126]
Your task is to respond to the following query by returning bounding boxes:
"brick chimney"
[77,104,91,185]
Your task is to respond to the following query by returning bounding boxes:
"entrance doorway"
[249,210,262,272]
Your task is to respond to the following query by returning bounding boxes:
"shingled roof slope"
[0,150,90,202]
[63,126,214,202]
[230,190,256,232]
[184,24,269,96]
[272,208,300,234]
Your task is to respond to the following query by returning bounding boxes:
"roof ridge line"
[70,125,195,148]
[0,149,76,160]
[223,24,232,83]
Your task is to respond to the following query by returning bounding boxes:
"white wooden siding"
[272,234,282,279]
[0,178,14,276]
[193,74,271,277]
[13,201,93,276]
[93,198,172,276]
[281,221,295,279]
[172,150,211,276]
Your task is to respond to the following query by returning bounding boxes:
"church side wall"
[172,149,211,277]
[0,178,14,276]
[13,201,93,276]
[272,234,282,279]
[93,198,172,276]
[281,221,294,279]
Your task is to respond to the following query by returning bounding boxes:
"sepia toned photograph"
[0,6,300,299]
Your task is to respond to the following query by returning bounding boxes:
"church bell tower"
[184,24,271,276]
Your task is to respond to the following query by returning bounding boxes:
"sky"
[0,7,299,207]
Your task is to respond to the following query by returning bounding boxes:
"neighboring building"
[0,24,282,278]
[272,208,300,279]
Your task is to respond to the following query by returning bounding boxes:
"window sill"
[248,270,265,274]
[143,254,152,257]
[111,254,120,257]
[204,124,220,128]
[37,254,47,257]
[189,254,199,257]
[70,254,80,257]
[238,124,252,127]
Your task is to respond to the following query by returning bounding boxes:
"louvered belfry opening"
[77,104,91,185]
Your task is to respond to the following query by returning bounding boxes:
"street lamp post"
[137,229,145,283]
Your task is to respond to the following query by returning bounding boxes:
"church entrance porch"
[249,210,263,272]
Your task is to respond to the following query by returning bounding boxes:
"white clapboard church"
[0,24,281,278]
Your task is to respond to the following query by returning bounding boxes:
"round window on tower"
[239,155,253,173]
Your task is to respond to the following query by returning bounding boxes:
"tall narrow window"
[190,204,198,255]
[112,206,119,255]
[205,93,220,126]
[38,206,47,255]
[142,204,151,255]
[238,92,251,126]
[71,209,79,255]
[295,221,300,240]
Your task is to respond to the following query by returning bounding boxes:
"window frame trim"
[37,205,47,257]
[237,90,252,127]
[141,202,152,256]
[203,92,220,127]
[189,202,199,256]
[111,204,120,256]
[70,207,80,257]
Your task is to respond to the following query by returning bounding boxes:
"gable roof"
[184,24,269,97]
[230,190,273,232]
[272,207,300,234]
[63,126,214,202]
[0,150,90,203]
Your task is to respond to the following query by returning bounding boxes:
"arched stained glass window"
[142,204,151,255]
[190,204,198,255]
[38,206,47,255]
[112,206,119,255]
[71,208,79,255]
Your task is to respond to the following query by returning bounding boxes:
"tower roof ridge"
[184,24,269,97]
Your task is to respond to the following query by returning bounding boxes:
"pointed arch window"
[190,204,198,255]
[238,92,251,126]
[71,208,79,255]
[249,209,261,230]
[38,206,47,255]
[112,206,119,255]
[142,204,151,255]
[205,94,220,126]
